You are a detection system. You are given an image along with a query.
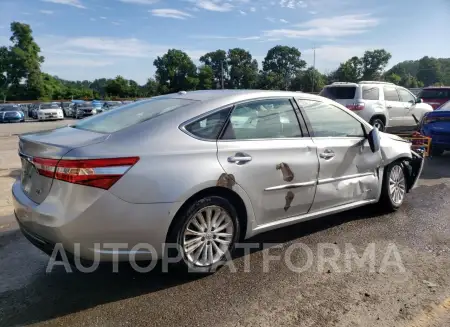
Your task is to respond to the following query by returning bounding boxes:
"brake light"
[346,102,365,111]
[32,156,139,189]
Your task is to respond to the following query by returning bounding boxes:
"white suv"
[319,81,433,132]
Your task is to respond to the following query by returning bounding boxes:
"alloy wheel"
[182,205,234,267]
[389,165,406,205]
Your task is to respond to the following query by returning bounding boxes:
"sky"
[0,0,449,84]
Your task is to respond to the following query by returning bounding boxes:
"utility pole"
[311,46,316,93]
[221,60,225,89]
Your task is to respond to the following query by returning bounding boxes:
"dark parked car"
[417,87,450,110]
[72,102,97,119]
[0,106,25,123]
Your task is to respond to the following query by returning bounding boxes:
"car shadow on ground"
[0,204,385,327]
[420,152,450,179]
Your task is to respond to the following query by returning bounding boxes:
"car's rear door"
[295,99,382,212]
[216,98,319,226]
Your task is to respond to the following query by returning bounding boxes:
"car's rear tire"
[166,196,240,274]
[378,162,406,212]
[370,117,386,132]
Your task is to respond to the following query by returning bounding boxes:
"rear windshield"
[437,101,450,111]
[418,88,450,99]
[72,97,196,133]
[319,86,356,100]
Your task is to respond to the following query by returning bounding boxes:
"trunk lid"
[18,126,109,204]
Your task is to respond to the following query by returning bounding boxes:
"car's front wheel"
[378,162,406,212]
[370,117,386,132]
[166,196,240,273]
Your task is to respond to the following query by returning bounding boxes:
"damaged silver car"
[12,90,424,272]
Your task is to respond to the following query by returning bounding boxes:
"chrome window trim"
[179,96,306,142]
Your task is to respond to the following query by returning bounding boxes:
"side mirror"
[416,98,423,104]
[367,127,381,153]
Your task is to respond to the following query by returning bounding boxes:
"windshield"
[418,88,450,99]
[72,97,196,133]
[319,86,357,100]
[40,103,59,109]
[437,101,450,111]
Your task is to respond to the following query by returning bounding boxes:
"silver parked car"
[12,90,424,272]
[319,81,433,132]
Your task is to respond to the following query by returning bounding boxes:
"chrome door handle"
[386,106,393,109]
[319,150,335,159]
[228,153,252,164]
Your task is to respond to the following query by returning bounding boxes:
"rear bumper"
[12,179,178,262]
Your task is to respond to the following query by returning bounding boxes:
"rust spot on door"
[284,191,294,211]
[217,173,236,189]
[276,162,294,182]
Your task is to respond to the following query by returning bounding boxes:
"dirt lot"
[0,120,449,327]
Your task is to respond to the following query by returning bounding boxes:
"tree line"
[1,22,449,102]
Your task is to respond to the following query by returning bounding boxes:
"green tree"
[361,49,392,80]
[227,48,258,89]
[385,73,401,85]
[257,71,285,90]
[198,65,214,90]
[334,56,363,82]
[262,45,306,90]
[142,78,158,97]
[200,50,228,88]
[290,67,326,92]
[0,46,11,102]
[417,56,443,87]
[105,75,129,97]
[153,49,198,93]
[8,22,45,99]
[128,79,140,97]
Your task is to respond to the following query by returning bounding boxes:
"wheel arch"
[166,185,254,244]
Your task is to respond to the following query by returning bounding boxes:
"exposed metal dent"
[276,162,294,182]
[264,181,316,191]
[284,191,294,211]
[216,173,236,189]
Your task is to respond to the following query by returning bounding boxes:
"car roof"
[157,89,319,102]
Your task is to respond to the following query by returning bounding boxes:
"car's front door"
[216,98,319,226]
[295,99,382,212]
[397,87,420,127]
[383,86,404,128]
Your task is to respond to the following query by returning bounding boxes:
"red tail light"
[32,156,139,189]
[346,102,365,111]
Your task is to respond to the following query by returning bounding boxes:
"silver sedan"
[12,90,424,272]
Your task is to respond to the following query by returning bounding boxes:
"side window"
[221,98,302,140]
[184,108,231,140]
[362,86,380,100]
[297,100,365,137]
[397,88,415,103]
[383,87,400,101]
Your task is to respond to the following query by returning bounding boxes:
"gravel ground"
[0,121,449,327]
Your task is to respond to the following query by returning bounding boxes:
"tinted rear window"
[362,86,379,100]
[72,97,195,133]
[418,89,450,99]
[319,86,356,100]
